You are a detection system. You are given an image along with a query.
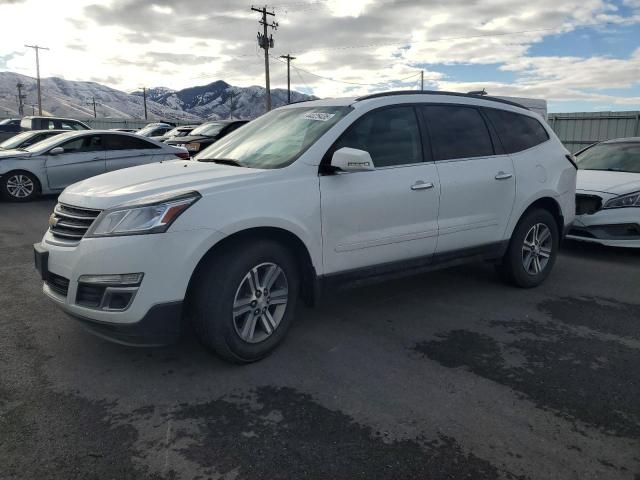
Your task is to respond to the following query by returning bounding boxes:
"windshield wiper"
[199,158,246,167]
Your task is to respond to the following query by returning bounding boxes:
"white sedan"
[568,137,640,248]
[0,130,189,201]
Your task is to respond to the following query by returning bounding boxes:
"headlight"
[86,191,200,238]
[603,191,640,209]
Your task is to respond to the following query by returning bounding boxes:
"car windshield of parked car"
[137,125,166,136]
[0,131,35,150]
[577,143,640,173]
[190,122,226,137]
[164,127,183,137]
[196,107,352,169]
[0,119,14,126]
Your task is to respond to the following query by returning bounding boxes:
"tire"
[191,239,300,363]
[499,208,559,288]
[0,171,40,202]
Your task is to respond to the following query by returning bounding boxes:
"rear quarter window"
[483,108,549,154]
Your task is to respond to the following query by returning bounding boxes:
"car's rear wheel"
[499,208,559,288]
[191,239,299,363]
[1,171,39,202]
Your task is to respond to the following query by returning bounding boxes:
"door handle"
[495,171,513,180]
[411,181,434,191]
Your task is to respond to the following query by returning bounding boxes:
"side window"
[59,121,85,131]
[46,120,57,130]
[333,106,422,167]
[483,109,549,154]
[103,134,160,150]
[421,105,494,161]
[59,135,103,153]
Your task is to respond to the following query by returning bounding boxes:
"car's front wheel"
[499,208,559,288]
[1,171,39,202]
[191,239,299,363]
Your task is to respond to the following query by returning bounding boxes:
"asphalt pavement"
[1,197,639,480]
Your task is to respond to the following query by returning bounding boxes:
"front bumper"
[567,203,640,248]
[68,301,183,346]
[35,226,225,343]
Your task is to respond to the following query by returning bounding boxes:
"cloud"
[1,0,638,110]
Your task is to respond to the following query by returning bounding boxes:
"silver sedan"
[0,130,189,201]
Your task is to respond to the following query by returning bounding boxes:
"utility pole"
[86,97,98,118]
[16,83,26,116]
[24,44,49,115]
[141,87,148,120]
[420,70,424,91]
[251,5,277,112]
[279,54,296,103]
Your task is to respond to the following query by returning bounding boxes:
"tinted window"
[422,106,494,161]
[483,109,549,154]
[103,134,160,150]
[334,106,422,167]
[59,135,103,153]
[59,120,87,131]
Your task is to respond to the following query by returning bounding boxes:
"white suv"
[34,92,576,363]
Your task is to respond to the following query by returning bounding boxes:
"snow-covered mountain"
[132,80,314,120]
[0,72,314,121]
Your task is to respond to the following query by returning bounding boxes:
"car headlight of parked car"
[603,191,640,209]
[86,191,201,238]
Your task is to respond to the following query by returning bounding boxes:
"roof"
[354,90,528,110]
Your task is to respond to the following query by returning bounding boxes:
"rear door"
[103,134,164,171]
[45,134,106,189]
[420,104,516,254]
[320,105,441,274]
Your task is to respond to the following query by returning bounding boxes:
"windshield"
[577,142,640,173]
[0,119,14,126]
[137,125,167,136]
[0,131,35,149]
[196,106,351,169]
[24,132,75,152]
[190,122,225,137]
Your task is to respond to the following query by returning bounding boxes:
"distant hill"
[0,72,315,121]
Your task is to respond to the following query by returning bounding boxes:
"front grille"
[49,203,101,242]
[46,272,70,297]
[575,194,602,216]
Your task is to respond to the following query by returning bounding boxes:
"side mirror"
[331,147,375,173]
[49,146,64,155]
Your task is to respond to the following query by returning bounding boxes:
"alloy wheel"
[232,262,289,344]
[521,223,552,275]
[6,174,34,199]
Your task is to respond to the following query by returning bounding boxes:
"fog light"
[78,273,143,286]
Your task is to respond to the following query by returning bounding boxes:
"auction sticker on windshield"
[302,112,335,121]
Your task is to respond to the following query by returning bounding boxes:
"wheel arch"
[185,226,319,309]
[511,196,565,238]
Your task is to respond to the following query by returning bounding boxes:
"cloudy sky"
[1,0,639,112]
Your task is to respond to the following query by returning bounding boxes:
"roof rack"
[354,90,529,110]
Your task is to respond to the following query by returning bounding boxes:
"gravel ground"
[1,197,639,480]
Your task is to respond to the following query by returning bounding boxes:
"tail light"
[175,151,190,160]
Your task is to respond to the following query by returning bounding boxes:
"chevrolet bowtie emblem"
[48,214,58,228]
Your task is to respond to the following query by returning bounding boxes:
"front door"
[45,134,106,190]
[320,105,440,275]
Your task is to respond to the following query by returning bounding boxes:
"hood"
[167,135,216,144]
[577,169,640,195]
[0,149,32,160]
[60,160,264,209]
